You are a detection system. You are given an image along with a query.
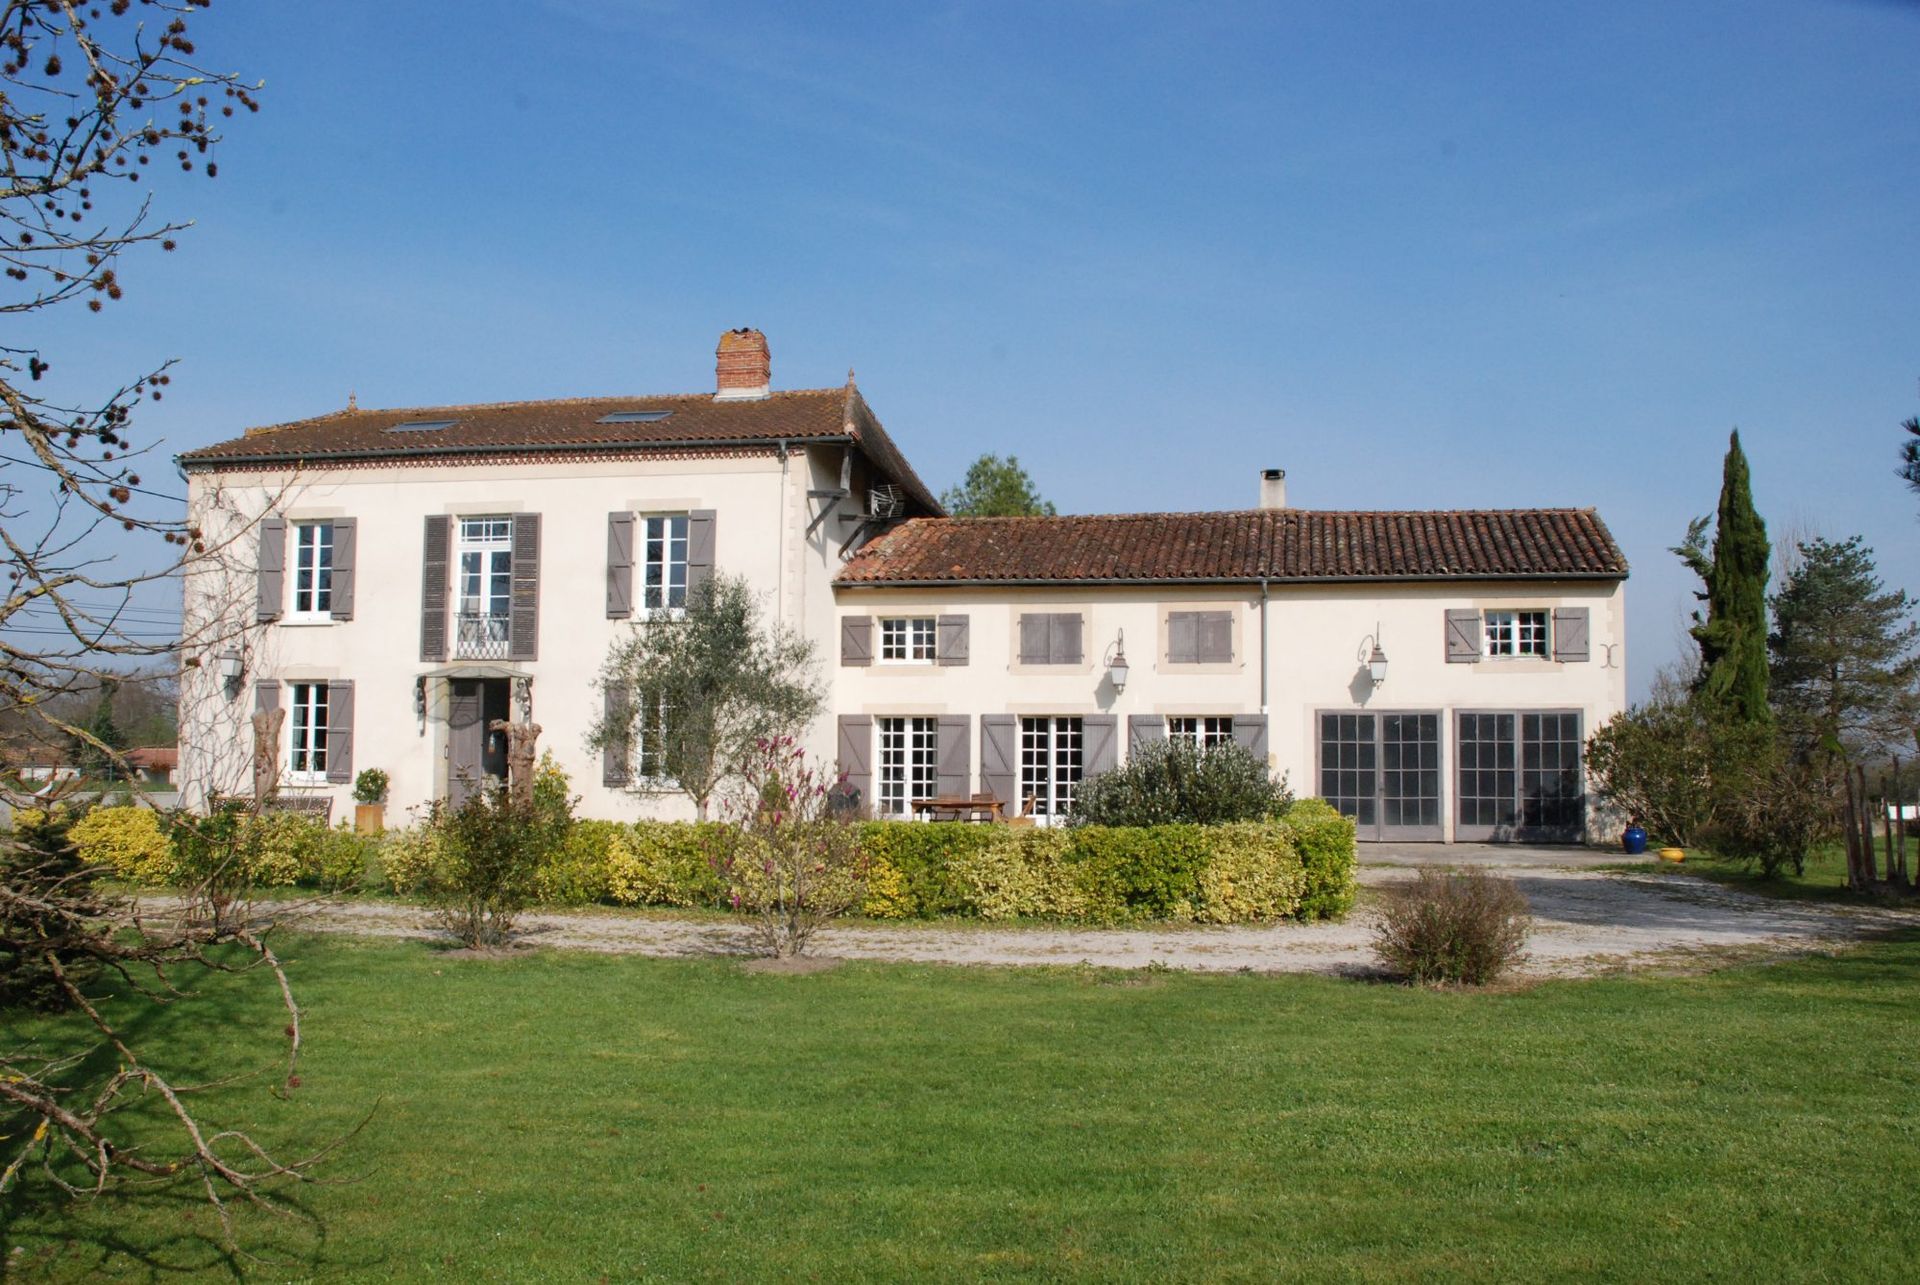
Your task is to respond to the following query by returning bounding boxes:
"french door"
[1316,711,1444,841]
[1454,710,1585,842]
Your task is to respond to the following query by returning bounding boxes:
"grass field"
[1604,839,1919,906]
[5,931,1919,1281]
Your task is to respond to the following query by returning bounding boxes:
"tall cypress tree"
[1673,430,1772,723]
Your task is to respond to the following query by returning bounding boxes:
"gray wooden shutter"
[1049,613,1084,664]
[254,679,278,713]
[256,517,285,622]
[1083,714,1118,778]
[325,681,354,783]
[836,715,872,804]
[1167,612,1198,663]
[937,614,969,666]
[509,513,540,661]
[1445,608,1481,663]
[686,509,716,597]
[1231,714,1269,764]
[1128,714,1166,752]
[840,615,872,666]
[937,715,970,797]
[980,715,1017,807]
[420,515,451,662]
[1199,612,1234,663]
[606,513,634,619]
[602,684,630,786]
[1552,607,1591,662]
[329,518,357,620]
[1018,614,1048,664]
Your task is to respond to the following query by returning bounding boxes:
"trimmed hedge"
[66,803,380,891]
[1280,797,1359,920]
[520,802,1356,925]
[66,797,1360,926]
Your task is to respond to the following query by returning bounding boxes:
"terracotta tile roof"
[178,383,941,513]
[835,509,1628,586]
[125,747,179,771]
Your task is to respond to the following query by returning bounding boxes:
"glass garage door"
[1317,711,1443,841]
[1454,710,1586,842]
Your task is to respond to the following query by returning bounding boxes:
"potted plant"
[353,768,390,835]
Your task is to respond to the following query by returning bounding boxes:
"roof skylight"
[596,410,673,424]
[387,418,459,433]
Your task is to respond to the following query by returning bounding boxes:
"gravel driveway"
[163,851,1913,978]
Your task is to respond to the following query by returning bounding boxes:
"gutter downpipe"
[776,437,788,625]
[1259,576,1269,716]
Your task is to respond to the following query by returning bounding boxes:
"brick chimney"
[715,328,770,401]
[1259,467,1287,510]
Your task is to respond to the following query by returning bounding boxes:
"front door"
[447,678,511,807]
[1317,710,1444,842]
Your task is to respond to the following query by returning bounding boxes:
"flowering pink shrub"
[708,736,867,957]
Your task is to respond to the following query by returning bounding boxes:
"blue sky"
[34,0,1920,696]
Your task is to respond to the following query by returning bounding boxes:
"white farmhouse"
[178,330,1628,843]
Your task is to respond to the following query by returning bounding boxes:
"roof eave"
[176,435,848,472]
[834,570,1630,589]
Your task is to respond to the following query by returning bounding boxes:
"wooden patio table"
[911,795,1006,822]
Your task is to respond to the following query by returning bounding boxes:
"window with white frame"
[877,716,939,816]
[1020,717,1084,820]
[290,521,333,617]
[1484,609,1549,658]
[879,616,937,663]
[1167,716,1235,749]
[634,690,670,781]
[288,682,329,779]
[456,517,513,657]
[641,514,689,613]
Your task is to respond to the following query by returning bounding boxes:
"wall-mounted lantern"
[1106,630,1130,694]
[413,676,427,721]
[1362,625,1389,687]
[514,676,533,719]
[218,649,244,694]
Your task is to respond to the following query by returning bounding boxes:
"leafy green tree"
[939,453,1057,517]
[73,681,127,779]
[1769,535,1919,757]
[1673,430,1771,723]
[591,573,823,819]
[1900,412,1920,505]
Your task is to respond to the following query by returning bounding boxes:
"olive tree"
[590,573,823,819]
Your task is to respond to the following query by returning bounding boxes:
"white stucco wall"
[830,579,1627,840]
[179,444,855,822]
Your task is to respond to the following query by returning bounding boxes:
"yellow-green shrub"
[949,829,1093,921]
[1282,798,1358,920]
[375,825,441,895]
[606,821,726,907]
[537,819,623,905]
[860,852,913,918]
[1194,823,1307,923]
[68,805,175,884]
[233,810,321,887]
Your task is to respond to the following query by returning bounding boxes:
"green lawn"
[5,933,1919,1281]
[1602,840,1919,905]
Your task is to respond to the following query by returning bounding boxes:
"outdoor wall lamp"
[413,676,427,720]
[218,649,244,693]
[514,676,533,719]
[1105,630,1130,694]
[1360,626,1389,687]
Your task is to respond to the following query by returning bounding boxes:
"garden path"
[149,859,1914,978]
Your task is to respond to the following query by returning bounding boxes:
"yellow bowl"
[1658,847,1686,863]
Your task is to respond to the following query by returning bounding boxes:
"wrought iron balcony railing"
[455,611,511,660]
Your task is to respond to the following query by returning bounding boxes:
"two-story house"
[177,330,1628,842]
